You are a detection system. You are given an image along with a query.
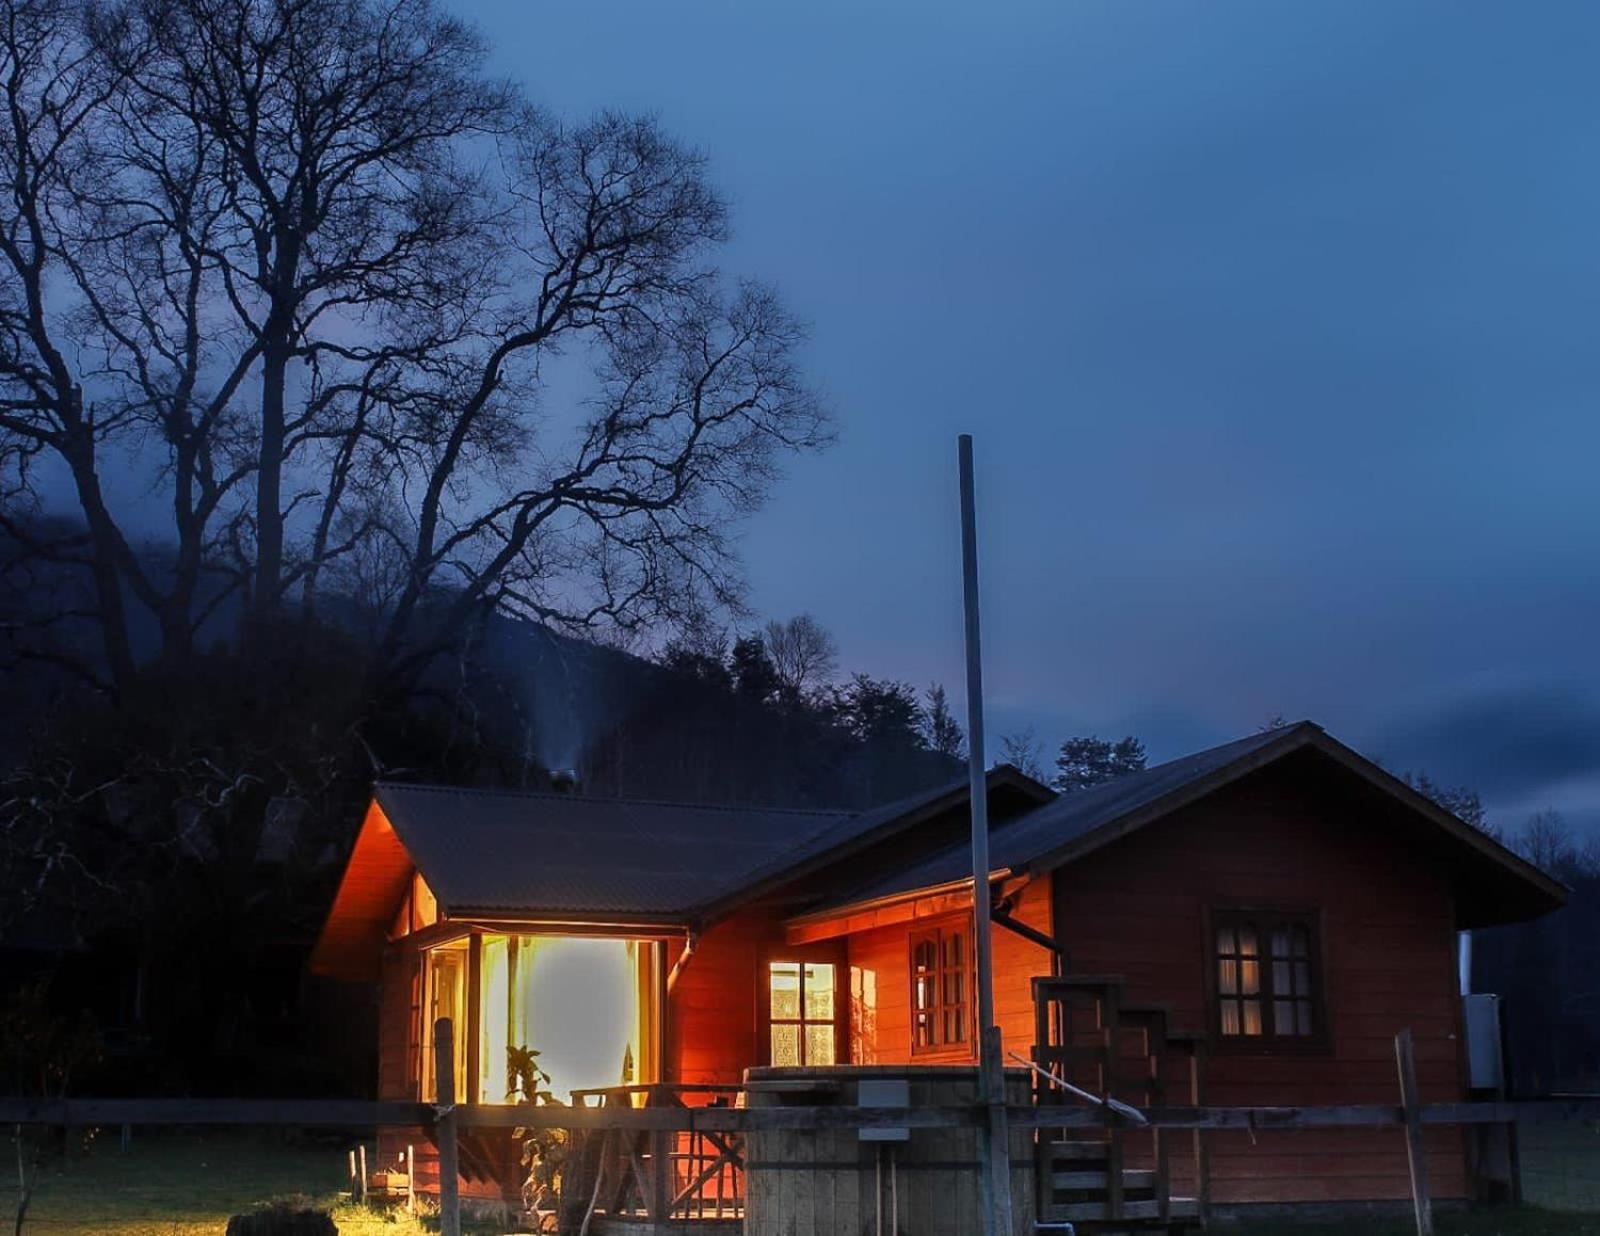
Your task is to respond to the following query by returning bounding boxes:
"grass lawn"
[1232,1213,1600,1236]
[9,1129,1598,1235]
[6,1130,506,1235]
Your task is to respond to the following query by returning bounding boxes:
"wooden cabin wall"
[1052,762,1471,1208]
[666,905,848,1085]
[842,876,1056,1065]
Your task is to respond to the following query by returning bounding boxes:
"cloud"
[1373,685,1600,805]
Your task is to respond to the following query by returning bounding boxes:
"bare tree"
[997,726,1046,783]
[0,0,149,688]
[764,614,838,700]
[0,0,828,693]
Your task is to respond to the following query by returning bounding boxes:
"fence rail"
[4,1096,1599,1131]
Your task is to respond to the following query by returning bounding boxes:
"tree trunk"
[252,340,289,633]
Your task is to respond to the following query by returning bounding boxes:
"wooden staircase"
[1031,975,1208,1232]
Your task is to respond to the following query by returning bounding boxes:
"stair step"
[1041,1197,1201,1222]
[1034,975,1126,991]
[1049,1169,1155,1190]
[1044,1140,1111,1161]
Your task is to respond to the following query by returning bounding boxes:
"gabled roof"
[310,767,1052,978]
[798,722,1567,929]
[373,782,852,920]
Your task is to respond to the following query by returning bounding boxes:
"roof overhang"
[693,764,1053,926]
[310,800,414,981]
[784,871,1030,945]
[1021,727,1566,927]
[781,725,1566,936]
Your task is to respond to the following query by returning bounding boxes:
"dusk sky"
[483,2,1595,831]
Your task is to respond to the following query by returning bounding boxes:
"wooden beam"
[1396,1028,1435,1236]
[434,1018,461,1236]
[3,1095,1600,1133]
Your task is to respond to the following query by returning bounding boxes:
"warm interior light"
[477,935,647,1102]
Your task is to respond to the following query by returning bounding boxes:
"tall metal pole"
[959,433,1013,1235]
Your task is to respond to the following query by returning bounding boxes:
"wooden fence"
[3,1022,1599,1236]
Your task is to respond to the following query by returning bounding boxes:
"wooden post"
[357,1143,368,1204]
[957,433,1012,1236]
[347,1149,358,1199]
[406,1143,416,1214]
[435,1017,462,1236]
[1395,1028,1434,1236]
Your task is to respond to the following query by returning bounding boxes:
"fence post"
[406,1143,416,1215]
[357,1143,368,1204]
[435,1017,462,1236]
[1395,1028,1434,1236]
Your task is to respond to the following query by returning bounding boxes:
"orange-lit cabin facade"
[311,724,1564,1215]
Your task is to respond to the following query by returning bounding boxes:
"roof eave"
[689,764,1054,925]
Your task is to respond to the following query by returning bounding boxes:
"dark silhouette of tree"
[731,634,782,703]
[1404,770,1491,834]
[997,726,1047,783]
[763,614,838,702]
[834,675,923,751]
[1053,734,1147,793]
[922,683,964,761]
[0,0,829,693]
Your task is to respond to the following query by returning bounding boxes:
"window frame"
[909,920,975,1058]
[1205,905,1330,1055]
[766,959,839,1068]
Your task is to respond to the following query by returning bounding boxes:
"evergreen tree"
[1053,735,1147,793]
[922,684,965,761]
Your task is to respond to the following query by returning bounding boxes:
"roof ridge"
[374,779,856,818]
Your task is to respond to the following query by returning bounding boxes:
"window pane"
[771,1022,800,1066]
[1220,1001,1240,1036]
[1270,928,1289,958]
[943,932,964,968]
[803,963,834,1021]
[1290,924,1310,957]
[770,962,800,1020]
[1297,1002,1313,1036]
[914,1010,934,1047]
[915,975,936,1011]
[1273,960,1291,994]
[913,939,936,971]
[1273,1000,1295,1036]
[1242,999,1262,1036]
[1219,960,1237,995]
[805,1023,835,1066]
[1240,960,1260,996]
[943,972,964,1005]
[1238,928,1258,958]
[1216,926,1235,955]
[1294,961,1311,997]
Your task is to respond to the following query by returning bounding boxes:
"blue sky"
[470,2,1599,830]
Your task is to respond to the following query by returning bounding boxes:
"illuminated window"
[910,924,970,1055]
[769,961,836,1066]
[421,938,468,1102]
[420,934,654,1104]
[1213,912,1320,1043]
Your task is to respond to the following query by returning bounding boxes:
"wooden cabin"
[311,721,1564,1225]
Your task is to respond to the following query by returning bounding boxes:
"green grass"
[6,1131,507,1236]
[10,1129,1599,1235]
[1232,1214,1600,1236]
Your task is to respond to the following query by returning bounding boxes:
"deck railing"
[563,1084,746,1228]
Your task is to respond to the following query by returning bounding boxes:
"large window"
[421,934,654,1103]
[768,961,836,1066]
[421,938,468,1101]
[910,924,970,1055]
[1212,911,1321,1044]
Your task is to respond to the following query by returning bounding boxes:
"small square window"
[1212,910,1322,1046]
